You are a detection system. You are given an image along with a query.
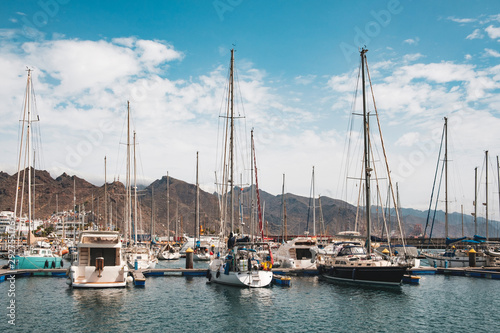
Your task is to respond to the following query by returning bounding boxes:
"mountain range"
[0,168,498,239]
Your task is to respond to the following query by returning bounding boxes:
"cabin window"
[295,248,312,259]
[90,248,117,266]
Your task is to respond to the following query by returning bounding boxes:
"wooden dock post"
[186,247,194,269]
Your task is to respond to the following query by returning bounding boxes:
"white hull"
[158,251,181,260]
[424,253,486,268]
[193,253,211,261]
[69,266,128,288]
[208,258,272,288]
[274,237,318,269]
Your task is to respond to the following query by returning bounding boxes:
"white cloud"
[294,74,317,85]
[466,29,484,40]
[0,33,322,200]
[403,53,423,63]
[448,17,476,24]
[484,48,500,57]
[395,132,420,147]
[403,38,419,45]
[485,25,500,39]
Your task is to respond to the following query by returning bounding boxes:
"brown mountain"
[0,168,439,238]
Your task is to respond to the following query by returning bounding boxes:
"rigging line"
[365,56,406,251]
[215,65,231,175]
[337,62,362,204]
[428,160,445,247]
[369,134,394,250]
[423,124,445,242]
[355,151,364,233]
[370,135,392,250]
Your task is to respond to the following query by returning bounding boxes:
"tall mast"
[14,70,31,241]
[125,101,131,244]
[133,130,138,245]
[474,167,478,235]
[27,70,33,241]
[175,201,179,242]
[361,48,372,253]
[166,171,170,241]
[151,187,154,242]
[485,150,489,241]
[104,156,107,229]
[497,156,500,238]
[73,177,76,242]
[195,152,200,241]
[229,48,235,234]
[444,117,448,239]
[250,129,255,241]
[312,166,316,237]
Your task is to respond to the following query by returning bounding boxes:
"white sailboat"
[122,102,157,270]
[422,119,487,267]
[207,49,272,288]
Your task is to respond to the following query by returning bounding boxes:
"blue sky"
[1,0,500,221]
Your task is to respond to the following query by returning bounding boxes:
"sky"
[1,0,500,220]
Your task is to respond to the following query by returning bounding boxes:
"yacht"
[68,231,128,288]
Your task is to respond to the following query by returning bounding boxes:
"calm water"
[1,259,499,333]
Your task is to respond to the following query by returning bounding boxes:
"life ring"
[262,261,272,271]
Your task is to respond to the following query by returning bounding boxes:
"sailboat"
[158,172,181,260]
[14,69,63,270]
[207,49,273,288]
[193,152,212,262]
[122,103,157,270]
[275,167,319,270]
[318,49,409,286]
[422,128,487,268]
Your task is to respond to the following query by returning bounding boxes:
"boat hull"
[69,265,128,288]
[158,251,181,260]
[208,259,272,288]
[15,256,63,269]
[318,264,408,286]
[423,253,487,268]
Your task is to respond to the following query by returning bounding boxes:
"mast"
[281,174,287,242]
[195,152,200,242]
[166,171,170,242]
[151,187,154,242]
[361,48,372,253]
[497,156,500,238]
[73,177,76,242]
[312,166,316,237]
[104,156,107,229]
[444,117,448,239]
[250,129,255,241]
[14,70,31,244]
[133,130,138,245]
[125,101,131,245]
[27,71,33,243]
[229,48,235,234]
[485,150,489,241]
[474,167,478,235]
[175,201,179,242]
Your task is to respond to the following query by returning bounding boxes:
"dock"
[0,268,67,281]
[2,266,500,283]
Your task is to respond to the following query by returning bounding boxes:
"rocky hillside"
[2,168,493,238]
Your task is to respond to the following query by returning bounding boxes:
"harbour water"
[1,259,500,332]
